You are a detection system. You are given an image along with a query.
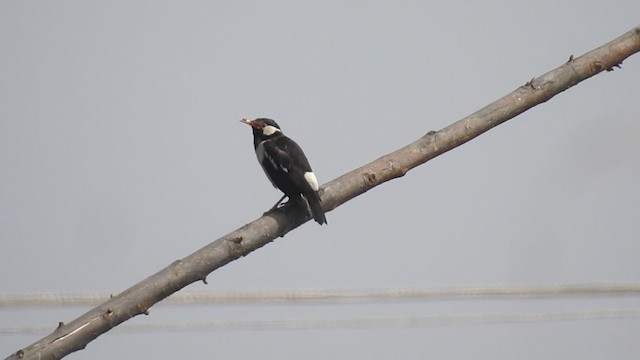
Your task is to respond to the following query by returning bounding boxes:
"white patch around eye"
[304,171,319,191]
[262,125,280,136]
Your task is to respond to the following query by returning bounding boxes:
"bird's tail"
[305,191,327,225]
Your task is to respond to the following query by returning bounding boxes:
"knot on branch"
[225,237,246,259]
[103,308,115,322]
[136,303,150,316]
[591,60,605,73]
[523,77,537,89]
[363,171,377,188]
[422,130,437,141]
[386,159,408,178]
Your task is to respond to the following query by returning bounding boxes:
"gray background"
[1,1,639,359]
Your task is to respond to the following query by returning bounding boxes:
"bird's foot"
[270,201,288,211]
[264,203,287,216]
[269,195,288,210]
[262,196,291,216]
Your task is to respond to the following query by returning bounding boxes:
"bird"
[240,118,327,225]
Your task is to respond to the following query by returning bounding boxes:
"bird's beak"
[240,118,260,128]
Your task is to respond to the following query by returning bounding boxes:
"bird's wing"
[269,137,316,190]
[269,137,312,171]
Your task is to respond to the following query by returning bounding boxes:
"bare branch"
[7,26,640,360]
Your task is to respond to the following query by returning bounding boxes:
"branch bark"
[7,26,640,360]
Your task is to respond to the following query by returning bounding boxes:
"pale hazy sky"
[1,2,639,359]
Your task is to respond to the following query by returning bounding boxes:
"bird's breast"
[255,141,266,163]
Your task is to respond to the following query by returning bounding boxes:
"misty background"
[1,2,639,359]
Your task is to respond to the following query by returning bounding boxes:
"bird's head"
[240,118,282,137]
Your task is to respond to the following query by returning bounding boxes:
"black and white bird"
[241,118,327,225]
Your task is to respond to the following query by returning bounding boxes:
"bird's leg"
[270,195,288,210]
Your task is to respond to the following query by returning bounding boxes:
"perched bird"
[241,118,327,225]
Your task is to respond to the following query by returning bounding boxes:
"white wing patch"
[304,171,319,191]
[262,125,281,136]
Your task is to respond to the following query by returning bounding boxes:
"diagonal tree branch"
[7,25,640,360]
